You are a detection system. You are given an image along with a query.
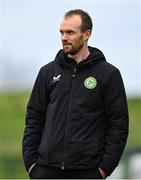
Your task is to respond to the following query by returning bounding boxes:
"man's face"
[60,15,85,55]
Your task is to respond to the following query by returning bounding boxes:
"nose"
[61,33,69,41]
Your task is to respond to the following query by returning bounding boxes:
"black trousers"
[29,164,104,179]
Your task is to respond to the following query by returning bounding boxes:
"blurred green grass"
[0,92,141,178]
[0,92,29,178]
[127,97,141,148]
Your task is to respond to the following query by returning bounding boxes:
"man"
[22,9,129,179]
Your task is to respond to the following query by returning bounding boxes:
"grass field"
[0,91,141,178]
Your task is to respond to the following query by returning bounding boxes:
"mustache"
[62,42,72,45]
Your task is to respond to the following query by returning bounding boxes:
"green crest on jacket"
[84,77,97,89]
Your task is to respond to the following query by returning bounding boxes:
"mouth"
[64,44,71,46]
[63,43,72,46]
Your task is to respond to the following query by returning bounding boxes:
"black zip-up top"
[22,47,129,176]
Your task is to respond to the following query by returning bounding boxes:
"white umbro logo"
[52,74,61,82]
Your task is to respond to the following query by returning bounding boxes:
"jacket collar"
[55,46,106,67]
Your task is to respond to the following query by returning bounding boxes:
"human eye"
[60,30,63,35]
[67,31,75,35]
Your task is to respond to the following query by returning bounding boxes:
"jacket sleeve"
[100,69,129,176]
[22,68,49,171]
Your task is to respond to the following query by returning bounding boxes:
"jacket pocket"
[29,164,47,179]
[29,163,37,177]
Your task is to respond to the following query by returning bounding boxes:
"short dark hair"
[64,9,93,32]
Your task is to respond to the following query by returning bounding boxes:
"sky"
[0,0,141,96]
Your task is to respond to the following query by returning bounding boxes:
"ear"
[83,30,92,41]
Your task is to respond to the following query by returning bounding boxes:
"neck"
[68,45,90,64]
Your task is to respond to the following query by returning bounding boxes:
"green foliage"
[0,92,141,178]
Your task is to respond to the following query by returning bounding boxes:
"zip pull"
[72,68,76,77]
[74,68,76,74]
[62,162,65,170]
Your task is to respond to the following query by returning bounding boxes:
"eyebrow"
[59,29,76,33]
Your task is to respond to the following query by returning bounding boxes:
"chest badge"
[53,74,61,83]
[84,77,97,89]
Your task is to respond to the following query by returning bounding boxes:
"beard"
[63,39,84,55]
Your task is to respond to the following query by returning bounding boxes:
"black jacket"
[22,47,128,176]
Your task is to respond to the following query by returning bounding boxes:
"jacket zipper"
[61,67,77,170]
